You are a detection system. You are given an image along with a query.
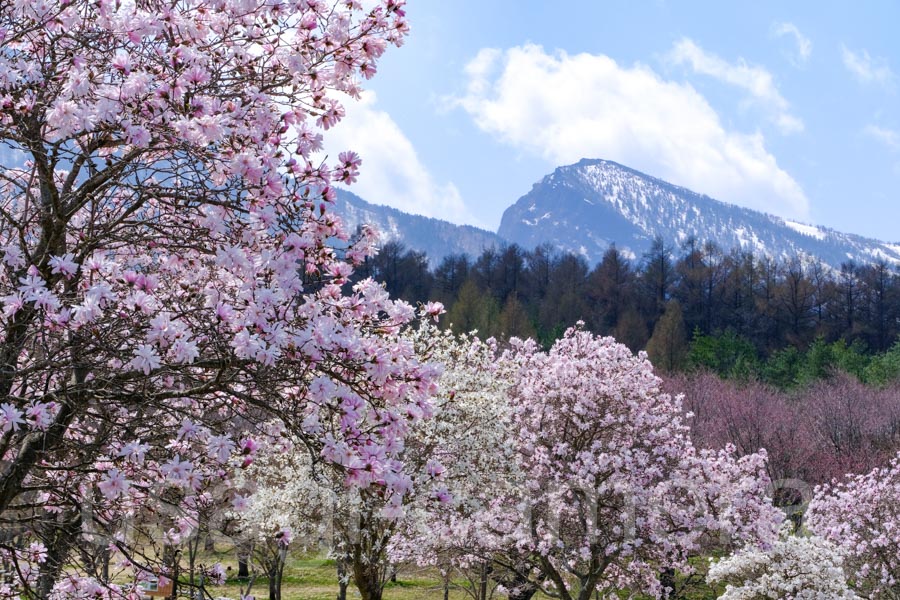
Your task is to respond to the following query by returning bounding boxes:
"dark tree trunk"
[351,558,383,600]
[479,561,490,600]
[36,511,81,598]
[336,556,349,600]
[660,568,677,599]
[237,552,250,579]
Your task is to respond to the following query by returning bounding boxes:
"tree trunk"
[479,561,490,600]
[237,548,250,579]
[268,562,278,600]
[660,568,677,599]
[504,572,539,600]
[36,511,81,598]
[336,556,349,600]
[351,558,383,600]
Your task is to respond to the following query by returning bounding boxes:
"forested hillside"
[357,237,900,369]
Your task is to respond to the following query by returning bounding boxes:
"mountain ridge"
[334,189,504,265]
[497,158,900,268]
[335,159,900,269]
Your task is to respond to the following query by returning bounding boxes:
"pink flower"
[275,527,292,547]
[0,403,25,433]
[421,301,445,322]
[118,441,150,465]
[111,50,131,75]
[240,438,259,456]
[48,253,79,279]
[26,402,53,430]
[98,469,131,500]
[128,344,161,375]
[425,459,444,478]
[231,495,250,512]
[208,435,235,463]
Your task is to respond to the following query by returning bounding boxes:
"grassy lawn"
[198,553,721,599]
[202,556,472,600]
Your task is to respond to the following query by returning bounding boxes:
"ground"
[199,554,720,599]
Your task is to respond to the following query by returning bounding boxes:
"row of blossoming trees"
[0,0,897,598]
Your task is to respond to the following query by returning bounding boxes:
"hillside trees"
[0,0,445,596]
[646,299,688,373]
[668,371,900,492]
[406,240,900,377]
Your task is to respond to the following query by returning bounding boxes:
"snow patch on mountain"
[783,220,826,240]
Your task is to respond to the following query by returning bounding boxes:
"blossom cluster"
[806,453,900,599]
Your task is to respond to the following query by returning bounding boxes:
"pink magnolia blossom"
[97,469,131,500]
[807,452,900,598]
[128,344,161,375]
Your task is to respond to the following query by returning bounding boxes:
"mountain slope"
[498,159,900,267]
[334,190,503,265]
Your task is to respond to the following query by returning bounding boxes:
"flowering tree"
[476,329,780,600]
[806,453,900,599]
[666,371,900,521]
[226,318,450,600]
[390,324,523,600]
[0,0,444,596]
[707,525,858,600]
[230,425,334,600]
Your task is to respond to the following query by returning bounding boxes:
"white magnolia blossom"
[231,431,335,550]
[708,525,858,600]
[391,322,520,557]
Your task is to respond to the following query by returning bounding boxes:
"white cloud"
[667,38,803,134]
[841,45,894,88]
[0,145,26,170]
[322,91,478,226]
[864,124,900,150]
[771,22,812,66]
[453,44,809,219]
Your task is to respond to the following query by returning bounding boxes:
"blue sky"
[325,1,900,242]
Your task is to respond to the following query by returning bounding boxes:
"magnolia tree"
[707,525,858,600]
[228,318,450,600]
[390,324,524,600]
[0,0,445,597]
[230,424,334,600]
[806,452,900,599]
[464,328,781,600]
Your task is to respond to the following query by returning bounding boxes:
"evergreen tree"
[448,279,501,337]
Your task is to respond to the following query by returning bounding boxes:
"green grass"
[195,552,721,599]
[201,556,471,600]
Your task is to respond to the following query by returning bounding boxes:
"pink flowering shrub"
[666,371,900,513]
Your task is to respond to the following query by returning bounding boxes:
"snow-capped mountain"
[335,189,503,265]
[498,159,900,268]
